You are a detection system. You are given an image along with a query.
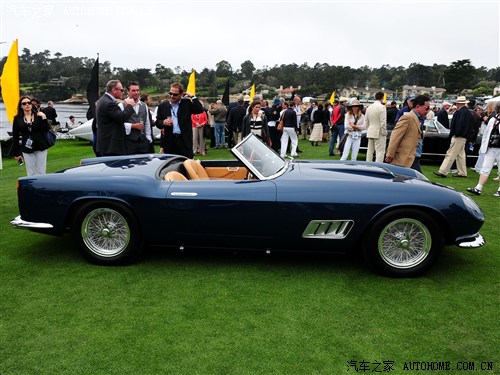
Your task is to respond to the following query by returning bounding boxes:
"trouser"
[300,122,308,139]
[280,127,298,157]
[192,127,206,154]
[233,130,242,145]
[479,147,500,176]
[329,124,345,155]
[366,135,386,163]
[268,126,280,152]
[215,123,225,148]
[340,136,361,161]
[438,136,467,176]
[23,150,47,176]
[125,136,150,154]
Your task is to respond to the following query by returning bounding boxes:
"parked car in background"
[360,117,481,165]
[11,134,485,277]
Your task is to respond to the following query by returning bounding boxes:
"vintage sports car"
[11,134,485,277]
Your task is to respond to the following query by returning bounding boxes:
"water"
[0,102,89,140]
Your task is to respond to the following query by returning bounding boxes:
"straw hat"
[455,96,469,104]
[347,99,362,107]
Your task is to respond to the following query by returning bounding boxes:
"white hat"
[455,96,469,104]
[442,101,452,107]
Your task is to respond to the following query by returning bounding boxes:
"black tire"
[71,201,142,265]
[363,209,443,277]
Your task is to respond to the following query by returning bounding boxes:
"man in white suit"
[365,91,387,162]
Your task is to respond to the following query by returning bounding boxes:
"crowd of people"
[9,80,500,197]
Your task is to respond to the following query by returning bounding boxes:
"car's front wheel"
[71,202,142,265]
[364,209,443,277]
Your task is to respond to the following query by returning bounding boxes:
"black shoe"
[453,174,467,178]
[467,187,481,196]
[433,171,447,178]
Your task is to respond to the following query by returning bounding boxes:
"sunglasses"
[169,92,180,96]
[21,102,32,106]
[115,88,124,92]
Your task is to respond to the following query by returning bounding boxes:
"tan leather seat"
[183,159,209,180]
[164,171,188,181]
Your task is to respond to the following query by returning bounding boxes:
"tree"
[215,60,232,77]
[444,59,476,94]
[240,60,255,80]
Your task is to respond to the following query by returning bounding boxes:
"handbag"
[338,133,348,153]
[277,118,284,131]
[44,129,57,148]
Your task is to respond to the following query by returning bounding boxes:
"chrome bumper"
[10,215,54,230]
[457,233,485,248]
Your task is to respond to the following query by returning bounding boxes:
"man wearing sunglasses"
[155,82,204,158]
[95,80,136,156]
[385,95,430,169]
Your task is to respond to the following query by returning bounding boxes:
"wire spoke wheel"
[72,202,141,265]
[81,208,130,257]
[378,218,432,269]
[364,209,442,277]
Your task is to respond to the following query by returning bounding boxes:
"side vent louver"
[302,220,354,239]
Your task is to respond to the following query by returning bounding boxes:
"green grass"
[1,139,499,374]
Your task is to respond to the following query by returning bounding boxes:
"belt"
[173,133,181,138]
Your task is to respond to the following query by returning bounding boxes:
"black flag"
[86,57,99,119]
[222,79,230,106]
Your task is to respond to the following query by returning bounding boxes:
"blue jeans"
[329,124,345,155]
[215,122,225,147]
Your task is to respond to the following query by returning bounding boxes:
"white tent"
[485,96,500,103]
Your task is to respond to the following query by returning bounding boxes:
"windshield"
[231,134,287,179]
[424,118,449,134]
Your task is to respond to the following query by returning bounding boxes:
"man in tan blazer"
[385,95,430,168]
[365,91,387,162]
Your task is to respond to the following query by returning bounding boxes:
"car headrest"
[164,171,188,181]
[183,159,209,180]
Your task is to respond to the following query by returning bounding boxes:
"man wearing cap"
[434,96,474,178]
[365,91,387,163]
[394,97,414,124]
[329,97,347,156]
[437,102,451,128]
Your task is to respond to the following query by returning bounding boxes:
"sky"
[1,0,499,73]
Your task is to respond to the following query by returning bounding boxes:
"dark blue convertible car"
[11,134,485,277]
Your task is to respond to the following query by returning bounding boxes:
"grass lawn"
[1,139,498,374]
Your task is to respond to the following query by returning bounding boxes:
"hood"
[294,160,428,182]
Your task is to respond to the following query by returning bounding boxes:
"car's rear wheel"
[364,209,443,277]
[71,202,142,265]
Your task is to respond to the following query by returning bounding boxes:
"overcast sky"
[1,0,499,73]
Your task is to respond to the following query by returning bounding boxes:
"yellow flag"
[0,39,20,123]
[249,83,255,102]
[187,70,196,96]
[329,91,335,104]
[383,93,387,104]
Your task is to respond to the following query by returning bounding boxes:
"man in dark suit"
[437,101,451,128]
[42,101,58,126]
[95,80,136,156]
[155,82,204,158]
